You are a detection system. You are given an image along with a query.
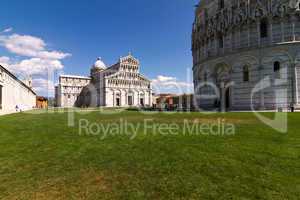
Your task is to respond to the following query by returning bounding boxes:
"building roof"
[103,53,139,72]
[156,93,177,97]
[60,74,91,79]
[119,53,139,64]
[37,96,48,101]
[0,65,36,95]
[92,57,106,70]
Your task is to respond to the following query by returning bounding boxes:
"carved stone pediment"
[120,55,139,65]
[106,71,150,83]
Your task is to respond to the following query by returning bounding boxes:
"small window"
[128,96,133,106]
[218,34,223,48]
[140,98,144,106]
[274,61,280,72]
[243,65,250,82]
[274,61,281,78]
[219,0,225,9]
[204,72,208,82]
[260,19,268,38]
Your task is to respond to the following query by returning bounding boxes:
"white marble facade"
[192,0,300,110]
[0,65,36,115]
[56,54,152,108]
[55,75,91,107]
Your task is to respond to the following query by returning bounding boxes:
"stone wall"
[56,75,91,107]
[194,43,300,110]
[0,66,36,115]
[192,0,300,110]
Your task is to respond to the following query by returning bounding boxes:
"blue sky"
[0,0,198,96]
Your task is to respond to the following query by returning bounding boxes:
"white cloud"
[38,50,71,60]
[0,31,71,97]
[2,27,13,33]
[152,75,194,94]
[0,56,63,76]
[156,75,176,82]
[16,58,63,75]
[0,34,71,59]
[0,56,10,66]
[32,78,55,96]
[0,34,45,56]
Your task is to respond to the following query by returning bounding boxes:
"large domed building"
[90,57,107,76]
[192,0,300,111]
[55,54,152,107]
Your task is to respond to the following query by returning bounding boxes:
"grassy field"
[0,110,299,199]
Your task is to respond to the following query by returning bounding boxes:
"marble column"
[220,82,226,112]
[281,20,285,42]
[230,30,233,52]
[247,25,251,47]
[292,61,298,105]
[269,18,273,44]
[259,50,265,110]
[291,16,297,41]
[257,21,261,46]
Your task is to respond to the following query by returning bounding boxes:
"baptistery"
[192,0,300,110]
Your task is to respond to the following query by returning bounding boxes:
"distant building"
[155,93,196,111]
[155,94,176,110]
[152,94,158,108]
[0,65,36,115]
[55,75,91,107]
[55,54,152,107]
[36,96,48,109]
[172,94,195,111]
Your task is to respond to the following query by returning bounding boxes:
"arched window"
[204,71,208,82]
[260,18,268,38]
[140,93,145,106]
[218,33,223,48]
[243,65,250,82]
[274,61,281,78]
[128,91,134,106]
[115,92,121,106]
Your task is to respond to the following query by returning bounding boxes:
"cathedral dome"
[92,57,106,70]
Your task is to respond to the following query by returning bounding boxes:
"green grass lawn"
[0,110,299,199]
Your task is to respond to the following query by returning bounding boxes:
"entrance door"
[128,96,133,106]
[225,88,230,109]
[140,98,144,106]
[116,98,120,106]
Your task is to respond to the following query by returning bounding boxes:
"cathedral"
[192,0,300,111]
[55,54,152,108]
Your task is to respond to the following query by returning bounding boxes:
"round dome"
[92,57,106,70]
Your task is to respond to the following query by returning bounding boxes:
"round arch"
[214,62,232,84]
[214,62,233,111]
